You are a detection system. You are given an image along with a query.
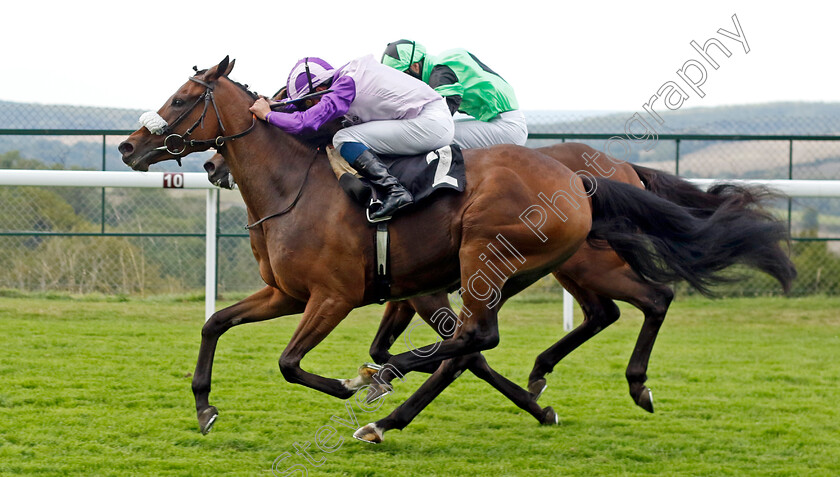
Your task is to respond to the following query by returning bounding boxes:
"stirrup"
[366,210,392,223]
[365,199,391,223]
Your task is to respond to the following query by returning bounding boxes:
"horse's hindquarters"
[455,147,594,303]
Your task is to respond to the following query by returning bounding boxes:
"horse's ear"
[224,59,235,77]
[206,56,230,82]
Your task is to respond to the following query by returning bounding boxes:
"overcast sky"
[1,1,837,113]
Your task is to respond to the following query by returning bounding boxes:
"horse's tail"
[584,176,797,295]
[631,164,776,217]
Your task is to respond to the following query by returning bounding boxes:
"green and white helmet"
[381,40,427,71]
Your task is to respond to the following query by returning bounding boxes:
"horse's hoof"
[540,406,559,426]
[353,423,384,444]
[358,362,382,380]
[528,378,547,401]
[343,363,385,391]
[198,406,219,435]
[365,383,391,404]
[636,387,654,413]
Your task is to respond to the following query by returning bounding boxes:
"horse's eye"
[172,98,185,107]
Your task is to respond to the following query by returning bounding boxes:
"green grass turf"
[0,295,838,476]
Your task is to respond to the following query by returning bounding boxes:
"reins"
[244,147,321,230]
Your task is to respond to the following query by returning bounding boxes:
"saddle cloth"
[327,145,467,220]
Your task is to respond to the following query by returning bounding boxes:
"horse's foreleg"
[192,286,305,434]
[528,273,621,398]
[277,295,357,399]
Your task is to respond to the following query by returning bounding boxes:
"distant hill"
[0,100,145,130]
[0,100,200,172]
[525,102,840,136]
[2,100,840,173]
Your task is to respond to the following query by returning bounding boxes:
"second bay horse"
[204,144,795,440]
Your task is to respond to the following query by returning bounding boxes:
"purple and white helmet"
[286,57,335,101]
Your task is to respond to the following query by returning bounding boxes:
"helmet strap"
[304,57,315,95]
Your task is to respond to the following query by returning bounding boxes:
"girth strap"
[374,222,391,304]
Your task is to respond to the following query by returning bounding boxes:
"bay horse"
[356,158,796,441]
[206,144,795,441]
[364,157,796,397]
[119,57,793,442]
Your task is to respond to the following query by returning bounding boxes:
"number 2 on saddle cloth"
[325,144,467,223]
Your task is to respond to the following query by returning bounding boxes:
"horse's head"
[119,56,248,171]
[204,153,236,189]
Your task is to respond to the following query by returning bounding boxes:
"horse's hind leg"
[353,298,434,394]
[527,275,621,399]
[354,352,556,444]
[365,293,552,425]
[351,298,434,395]
[192,286,305,434]
[368,301,416,365]
[354,356,470,443]
[560,256,674,412]
[532,251,675,412]
[407,295,554,422]
[467,353,557,424]
[622,281,673,413]
[383,293,460,374]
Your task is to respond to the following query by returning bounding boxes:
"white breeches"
[333,100,455,155]
[452,110,528,149]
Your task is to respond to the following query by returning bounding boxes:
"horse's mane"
[193,68,261,101]
[227,78,260,101]
[194,67,336,150]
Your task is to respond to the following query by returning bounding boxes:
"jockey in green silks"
[382,40,528,149]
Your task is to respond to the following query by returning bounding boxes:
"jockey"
[249,55,455,221]
[381,40,528,149]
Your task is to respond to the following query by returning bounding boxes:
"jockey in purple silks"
[250,55,455,220]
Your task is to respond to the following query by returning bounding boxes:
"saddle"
[326,145,467,223]
[325,144,467,303]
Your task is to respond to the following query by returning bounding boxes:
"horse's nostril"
[204,162,215,174]
[118,141,134,156]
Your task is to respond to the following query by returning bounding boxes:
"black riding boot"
[353,149,414,220]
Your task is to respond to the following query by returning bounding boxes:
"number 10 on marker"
[163,173,184,188]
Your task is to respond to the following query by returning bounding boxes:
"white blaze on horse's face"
[139,111,169,135]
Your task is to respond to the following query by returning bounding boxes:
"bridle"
[145,72,318,229]
[152,76,256,161]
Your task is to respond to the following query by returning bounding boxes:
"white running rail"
[3,171,839,326]
[1,170,219,320]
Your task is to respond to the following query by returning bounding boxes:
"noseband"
[143,76,256,158]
